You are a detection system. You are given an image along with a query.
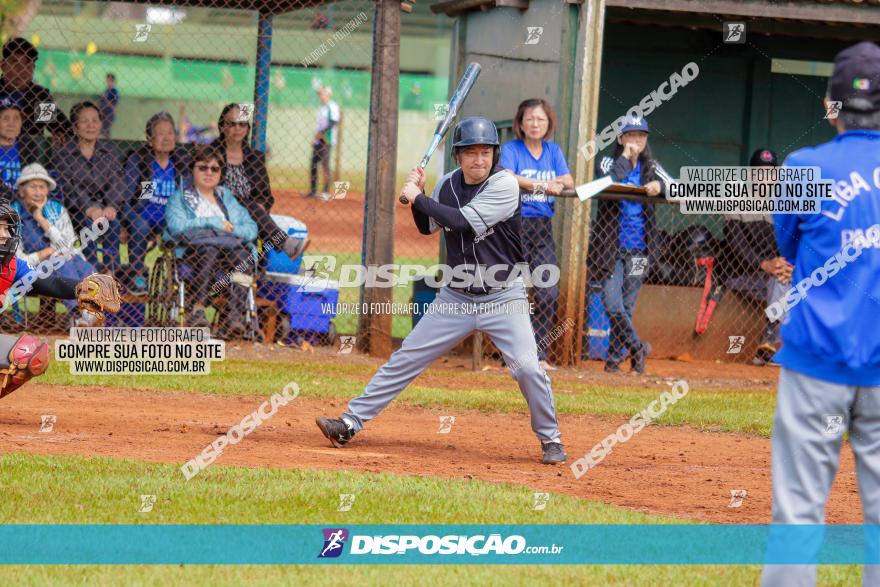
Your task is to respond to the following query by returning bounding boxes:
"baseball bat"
[399,62,482,204]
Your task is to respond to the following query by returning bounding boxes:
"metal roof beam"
[606,0,880,26]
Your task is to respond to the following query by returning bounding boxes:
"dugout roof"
[433,0,880,28]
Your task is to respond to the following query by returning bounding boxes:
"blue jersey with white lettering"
[774,130,880,385]
[140,157,178,229]
[619,161,645,250]
[0,143,21,191]
[500,139,570,218]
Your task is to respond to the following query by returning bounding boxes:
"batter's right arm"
[410,172,454,235]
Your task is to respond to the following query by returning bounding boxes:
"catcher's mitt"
[74,273,122,328]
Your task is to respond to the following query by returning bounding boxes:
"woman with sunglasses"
[165,145,258,338]
[213,103,305,261]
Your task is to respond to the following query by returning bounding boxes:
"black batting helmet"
[0,201,21,267]
[452,117,499,148]
[451,117,500,167]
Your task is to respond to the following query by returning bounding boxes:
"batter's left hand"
[645,181,662,197]
[406,166,426,191]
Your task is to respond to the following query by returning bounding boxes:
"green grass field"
[1,353,861,585]
[0,454,860,585]
[42,357,774,436]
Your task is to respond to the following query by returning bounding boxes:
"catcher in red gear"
[0,203,121,398]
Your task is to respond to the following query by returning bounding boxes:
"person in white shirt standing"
[306,86,340,200]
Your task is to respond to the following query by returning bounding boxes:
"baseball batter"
[316,117,566,464]
[761,42,880,586]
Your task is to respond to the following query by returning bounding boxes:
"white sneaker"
[318,192,331,201]
[539,360,558,371]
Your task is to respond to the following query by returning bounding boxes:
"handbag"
[181,228,246,250]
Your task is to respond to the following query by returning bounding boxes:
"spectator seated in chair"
[721,148,790,366]
[51,101,149,294]
[164,144,258,340]
[11,163,96,319]
[124,111,192,285]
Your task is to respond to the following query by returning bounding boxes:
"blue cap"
[619,114,650,135]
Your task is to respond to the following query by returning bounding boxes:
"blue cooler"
[258,272,338,335]
[587,283,609,360]
[265,214,308,274]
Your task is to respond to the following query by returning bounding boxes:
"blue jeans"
[127,204,160,276]
[74,209,121,273]
[603,251,646,366]
[74,204,149,276]
[55,255,96,313]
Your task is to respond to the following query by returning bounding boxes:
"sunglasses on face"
[195,164,222,174]
[224,120,249,128]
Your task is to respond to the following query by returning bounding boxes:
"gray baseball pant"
[761,368,880,587]
[343,282,562,443]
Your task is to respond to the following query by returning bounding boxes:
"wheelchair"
[145,236,263,341]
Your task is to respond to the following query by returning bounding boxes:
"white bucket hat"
[16,163,57,192]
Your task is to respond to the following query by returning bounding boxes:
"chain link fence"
[0,0,778,364]
[579,192,782,367]
[1,0,451,348]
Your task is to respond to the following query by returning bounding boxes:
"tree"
[0,0,41,43]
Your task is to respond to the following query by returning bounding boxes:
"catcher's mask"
[0,202,21,268]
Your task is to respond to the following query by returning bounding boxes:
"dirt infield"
[0,382,862,524]
[273,189,438,257]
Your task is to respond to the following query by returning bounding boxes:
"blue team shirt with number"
[140,158,178,228]
[500,139,570,219]
[0,143,21,192]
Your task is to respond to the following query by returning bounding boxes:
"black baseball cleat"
[316,417,355,448]
[541,441,567,465]
[631,341,652,374]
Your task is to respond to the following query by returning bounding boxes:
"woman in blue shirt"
[501,98,573,370]
[0,99,23,193]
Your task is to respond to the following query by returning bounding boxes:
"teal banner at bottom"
[1,525,879,565]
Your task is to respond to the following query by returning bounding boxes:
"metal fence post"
[252,9,273,153]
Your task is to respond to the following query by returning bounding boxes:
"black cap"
[828,42,880,112]
[749,148,778,167]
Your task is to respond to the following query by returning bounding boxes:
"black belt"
[448,285,506,296]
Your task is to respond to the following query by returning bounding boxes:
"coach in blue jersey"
[760,42,880,587]
[316,117,567,465]
[501,98,574,370]
[588,116,673,374]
